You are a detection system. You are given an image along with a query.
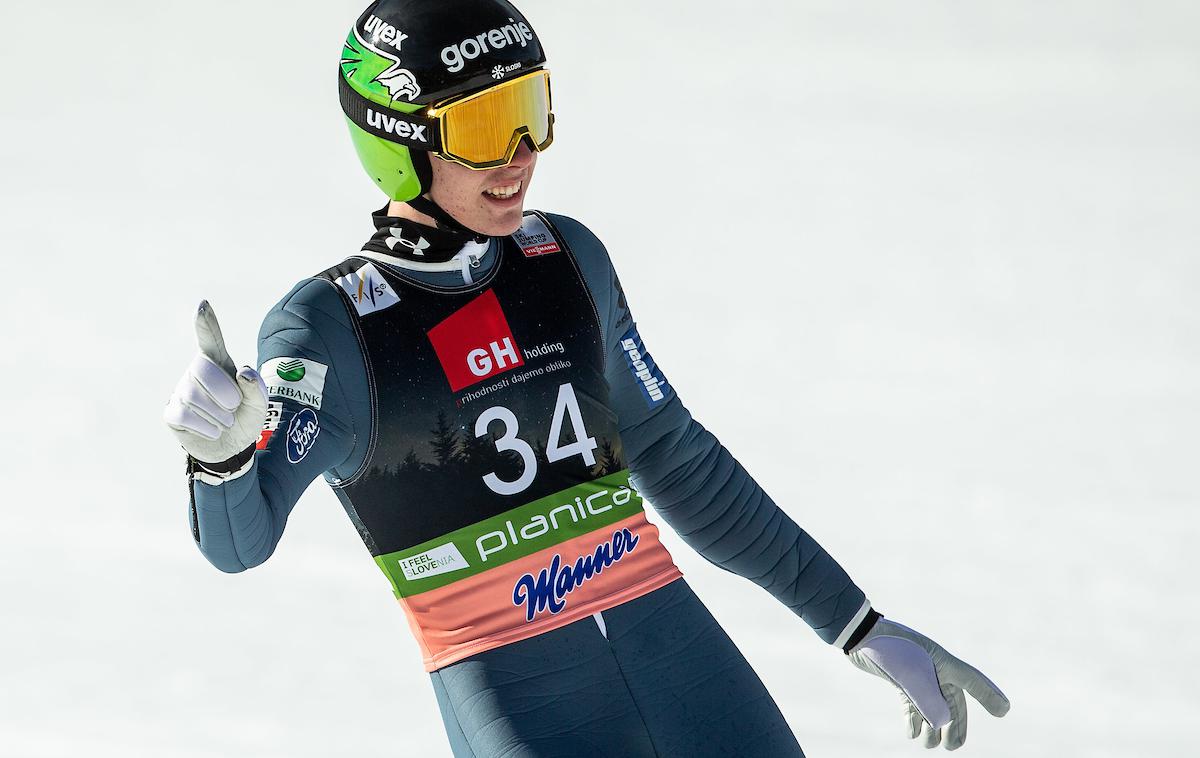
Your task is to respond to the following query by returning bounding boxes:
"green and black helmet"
[339,0,550,201]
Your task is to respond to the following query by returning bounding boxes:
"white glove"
[848,617,1010,750]
[164,301,268,479]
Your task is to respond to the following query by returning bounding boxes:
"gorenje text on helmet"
[441,18,536,73]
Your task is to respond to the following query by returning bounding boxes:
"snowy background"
[2,1,1198,756]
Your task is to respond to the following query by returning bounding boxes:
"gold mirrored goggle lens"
[432,70,554,169]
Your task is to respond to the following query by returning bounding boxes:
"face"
[428,140,538,236]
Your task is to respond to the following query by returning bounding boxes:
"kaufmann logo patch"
[261,357,329,409]
[397,543,470,581]
[426,289,524,392]
[441,19,536,73]
[337,261,400,316]
[619,326,668,406]
[513,214,560,257]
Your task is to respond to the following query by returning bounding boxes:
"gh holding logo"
[426,289,524,391]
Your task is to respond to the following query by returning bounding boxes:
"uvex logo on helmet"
[366,109,429,142]
[361,14,409,52]
[441,19,535,73]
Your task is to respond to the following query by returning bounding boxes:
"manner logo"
[261,357,329,409]
[426,289,524,392]
[337,261,400,317]
[511,528,640,622]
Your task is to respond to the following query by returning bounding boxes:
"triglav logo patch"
[426,289,524,392]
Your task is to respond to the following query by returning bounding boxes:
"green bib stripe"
[374,469,640,597]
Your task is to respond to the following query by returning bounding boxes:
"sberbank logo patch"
[276,359,306,382]
[261,357,328,410]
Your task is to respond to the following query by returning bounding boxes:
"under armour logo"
[386,228,431,256]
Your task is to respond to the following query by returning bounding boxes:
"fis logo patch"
[619,326,668,407]
[261,357,329,410]
[337,261,401,317]
[426,289,524,392]
[513,214,561,257]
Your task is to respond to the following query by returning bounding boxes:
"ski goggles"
[340,69,555,169]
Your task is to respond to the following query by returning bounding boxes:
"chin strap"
[406,194,481,237]
[405,151,483,237]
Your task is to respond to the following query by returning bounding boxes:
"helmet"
[339,0,549,202]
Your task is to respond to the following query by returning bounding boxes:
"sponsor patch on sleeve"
[618,325,669,408]
[336,261,401,317]
[256,400,284,450]
[286,408,321,464]
[513,214,561,257]
[261,357,329,410]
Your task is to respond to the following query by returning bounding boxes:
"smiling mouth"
[483,180,523,200]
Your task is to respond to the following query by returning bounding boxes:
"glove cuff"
[188,443,256,485]
[841,608,883,654]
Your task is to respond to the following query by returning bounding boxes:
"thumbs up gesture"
[164,301,268,475]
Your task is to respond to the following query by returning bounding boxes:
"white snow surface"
[1,1,1197,756]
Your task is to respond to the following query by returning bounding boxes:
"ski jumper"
[187,209,872,756]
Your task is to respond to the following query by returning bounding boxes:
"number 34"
[475,382,597,496]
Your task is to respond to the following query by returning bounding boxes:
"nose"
[508,137,535,168]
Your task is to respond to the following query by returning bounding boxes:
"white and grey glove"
[163,301,268,482]
[847,615,1010,750]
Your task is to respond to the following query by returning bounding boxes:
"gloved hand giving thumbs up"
[164,301,268,481]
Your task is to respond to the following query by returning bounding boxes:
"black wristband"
[842,608,883,654]
[189,443,256,478]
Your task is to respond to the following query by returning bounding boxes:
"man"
[164,1,1009,754]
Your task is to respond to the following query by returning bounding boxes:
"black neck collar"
[362,205,489,264]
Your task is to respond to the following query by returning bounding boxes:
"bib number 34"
[475,382,598,496]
